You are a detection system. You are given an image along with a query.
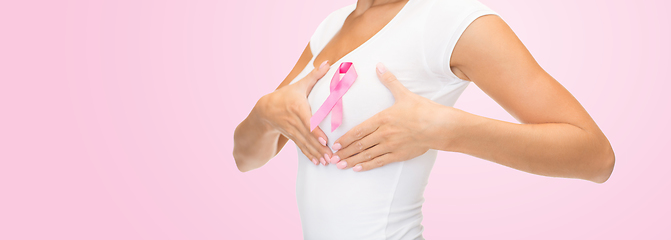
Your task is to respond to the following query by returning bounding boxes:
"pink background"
[1,0,669,239]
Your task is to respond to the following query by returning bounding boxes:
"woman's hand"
[254,60,334,166]
[330,63,456,171]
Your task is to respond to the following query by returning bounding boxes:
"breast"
[308,60,395,138]
[297,59,436,239]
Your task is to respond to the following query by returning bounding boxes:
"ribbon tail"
[310,108,328,132]
[309,62,358,132]
[331,99,342,132]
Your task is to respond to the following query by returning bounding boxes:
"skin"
[233,53,333,170]
[233,0,615,183]
[233,0,410,170]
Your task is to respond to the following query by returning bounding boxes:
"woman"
[233,0,615,239]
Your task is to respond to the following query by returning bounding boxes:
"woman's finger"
[336,144,390,170]
[283,123,321,165]
[285,131,319,165]
[334,130,383,163]
[375,62,411,101]
[333,116,381,152]
[286,101,329,165]
[291,124,325,165]
[351,152,396,172]
[300,60,330,96]
[296,107,334,164]
[312,126,328,147]
[311,126,330,165]
[291,114,329,165]
[300,122,330,166]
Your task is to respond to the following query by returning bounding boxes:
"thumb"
[301,60,330,95]
[376,62,410,100]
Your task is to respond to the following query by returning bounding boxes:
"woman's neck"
[354,0,407,14]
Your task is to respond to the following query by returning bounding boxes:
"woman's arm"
[329,15,614,183]
[233,43,333,172]
[445,15,614,183]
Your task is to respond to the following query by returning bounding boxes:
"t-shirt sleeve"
[423,0,499,80]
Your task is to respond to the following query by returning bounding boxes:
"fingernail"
[337,160,347,169]
[311,158,318,165]
[318,137,327,146]
[353,164,362,172]
[332,143,341,151]
[324,153,330,161]
[320,157,325,165]
[330,155,340,164]
[320,60,329,70]
[376,62,386,74]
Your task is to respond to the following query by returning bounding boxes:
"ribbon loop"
[310,62,357,132]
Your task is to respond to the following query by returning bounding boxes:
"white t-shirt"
[288,0,498,239]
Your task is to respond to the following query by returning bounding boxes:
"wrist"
[426,105,467,152]
[251,97,280,135]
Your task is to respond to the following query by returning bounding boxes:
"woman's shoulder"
[420,0,500,79]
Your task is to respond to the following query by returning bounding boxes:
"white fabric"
[287,0,498,239]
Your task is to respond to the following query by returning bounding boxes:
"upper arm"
[450,15,601,134]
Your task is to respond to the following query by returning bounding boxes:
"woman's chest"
[308,61,392,136]
[307,55,443,144]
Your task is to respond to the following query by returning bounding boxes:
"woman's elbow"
[588,143,615,184]
[233,149,255,173]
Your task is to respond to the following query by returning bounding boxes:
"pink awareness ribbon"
[310,62,358,132]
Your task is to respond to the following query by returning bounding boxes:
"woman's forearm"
[432,106,615,183]
[233,106,282,172]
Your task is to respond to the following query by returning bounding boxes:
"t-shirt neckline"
[311,0,415,69]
